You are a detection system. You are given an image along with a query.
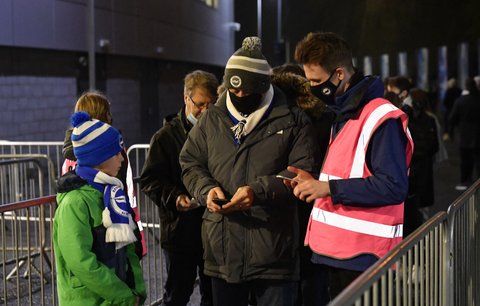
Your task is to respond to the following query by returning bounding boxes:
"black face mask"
[229,92,263,115]
[310,69,341,106]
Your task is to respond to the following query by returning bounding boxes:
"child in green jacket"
[54,111,146,305]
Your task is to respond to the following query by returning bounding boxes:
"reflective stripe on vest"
[350,103,401,178]
[311,206,403,238]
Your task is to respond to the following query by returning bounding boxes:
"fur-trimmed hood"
[271,72,329,120]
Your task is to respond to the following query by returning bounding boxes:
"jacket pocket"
[201,211,225,266]
[69,271,85,288]
[249,211,296,267]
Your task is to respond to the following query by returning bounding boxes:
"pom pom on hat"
[70,111,91,128]
[241,36,262,52]
[224,36,271,94]
[70,111,124,167]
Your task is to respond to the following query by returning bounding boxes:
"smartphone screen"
[212,198,230,206]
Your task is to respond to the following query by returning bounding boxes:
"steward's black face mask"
[229,92,263,115]
[310,69,341,106]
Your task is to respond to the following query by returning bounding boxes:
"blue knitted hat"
[70,111,124,167]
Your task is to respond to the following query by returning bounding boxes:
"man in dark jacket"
[179,37,319,306]
[140,70,218,306]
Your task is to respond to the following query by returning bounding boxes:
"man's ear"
[337,68,345,81]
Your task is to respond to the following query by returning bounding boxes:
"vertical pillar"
[458,42,469,89]
[87,0,96,90]
[417,47,429,90]
[257,0,262,40]
[438,46,448,104]
[398,52,408,76]
[380,54,390,80]
[363,56,373,76]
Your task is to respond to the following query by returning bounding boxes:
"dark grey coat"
[180,86,319,283]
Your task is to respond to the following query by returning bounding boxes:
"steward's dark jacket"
[140,107,204,252]
[179,86,319,283]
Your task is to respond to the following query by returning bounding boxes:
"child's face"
[95,152,124,177]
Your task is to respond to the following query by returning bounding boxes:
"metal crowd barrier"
[0,195,57,306]
[447,180,480,306]
[0,156,56,205]
[330,179,480,306]
[0,141,64,179]
[4,141,477,306]
[127,144,164,305]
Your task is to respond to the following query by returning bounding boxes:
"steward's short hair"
[294,32,353,73]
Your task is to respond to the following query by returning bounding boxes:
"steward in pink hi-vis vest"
[305,98,414,260]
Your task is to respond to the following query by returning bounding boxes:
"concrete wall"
[0,1,230,144]
[0,76,76,141]
[0,0,235,67]
[106,78,141,145]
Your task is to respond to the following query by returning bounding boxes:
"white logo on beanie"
[230,75,242,88]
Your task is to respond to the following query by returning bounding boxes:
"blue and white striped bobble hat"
[70,111,124,167]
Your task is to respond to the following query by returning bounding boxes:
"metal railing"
[0,142,63,179]
[447,180,480,306]
[0,156,56,205]
[3,141,478,306]
[330,179,480,306]
[0,192,165,305]
[0,195,57,306]
[127,144,164,305]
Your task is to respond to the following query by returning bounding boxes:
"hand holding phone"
[212,198,230,206]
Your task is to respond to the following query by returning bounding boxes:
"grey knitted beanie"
[224,36,272,94]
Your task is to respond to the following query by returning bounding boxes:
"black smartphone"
[212,198,230,206]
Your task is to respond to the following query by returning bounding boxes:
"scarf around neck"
[76,165,137,250]
[226,85,274,144]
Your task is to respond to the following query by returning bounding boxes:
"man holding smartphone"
[289,32,413,304]
[140,70,218,306]
[180,37,319,306]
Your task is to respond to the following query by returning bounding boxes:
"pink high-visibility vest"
[305,98,414,260]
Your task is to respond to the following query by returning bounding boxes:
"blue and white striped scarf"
[76,165,137,250]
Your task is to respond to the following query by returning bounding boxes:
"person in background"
[54,112,146,305]
[449,77,480,191]
[384,91,403,108]
[442,78,462,141]
[180,37,319,306]
[61,91,146,258]
[140,70,218,306]
[403,88,439,236]
[385,76,413,114]
[289,32,413,304]
[271,63,332,306]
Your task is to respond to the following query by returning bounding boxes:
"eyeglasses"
[189,96,210,110]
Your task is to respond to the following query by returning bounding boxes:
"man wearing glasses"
[140,70,219,306]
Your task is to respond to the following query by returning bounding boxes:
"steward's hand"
[288,166,330,203]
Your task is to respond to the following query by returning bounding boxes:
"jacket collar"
[331,72,384,123]
[177,105,192,134]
